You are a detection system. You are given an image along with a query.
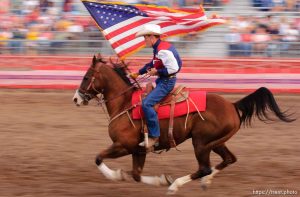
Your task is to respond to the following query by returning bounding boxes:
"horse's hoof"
[201,184,208,191]
[120,169,130,181]
[200,176,212,190]
[164,174,174,186]
[146,146,155,153]
[167,189,177,195]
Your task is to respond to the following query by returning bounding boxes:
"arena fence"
[0,55,299,93]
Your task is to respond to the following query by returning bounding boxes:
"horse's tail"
[234,87,295,127]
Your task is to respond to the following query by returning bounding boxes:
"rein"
[104,75,150,127]
[84,70,151,127]
[108,104,140,128]
[96,74,151,105]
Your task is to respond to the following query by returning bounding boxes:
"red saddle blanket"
[132,90,206,120]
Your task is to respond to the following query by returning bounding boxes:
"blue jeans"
[142,77,176,137]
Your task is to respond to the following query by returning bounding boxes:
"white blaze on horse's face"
[73,89,85,106]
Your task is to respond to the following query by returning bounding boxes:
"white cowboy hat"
[135,24,162,37]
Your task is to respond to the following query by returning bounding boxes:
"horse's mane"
[112,64,132,86]
[94,54,135,87]
[110,59,133,87]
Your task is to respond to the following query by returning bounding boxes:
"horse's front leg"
[95,142,130,181]
[132,152,173,186]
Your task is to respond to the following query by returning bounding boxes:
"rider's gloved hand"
[147,68,157,76]
[129,73,139,79]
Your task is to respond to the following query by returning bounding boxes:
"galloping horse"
[73,55,295,194]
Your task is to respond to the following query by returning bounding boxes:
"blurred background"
[0,0,299,57]
[0,1,299,197]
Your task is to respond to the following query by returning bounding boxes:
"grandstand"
[0,0,299,57]
[1,0,299,93]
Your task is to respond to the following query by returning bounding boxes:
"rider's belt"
[159,74,176,79]
[168,75,176,78]
[164,74,176,78]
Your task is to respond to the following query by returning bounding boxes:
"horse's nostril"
[74,98,78,103]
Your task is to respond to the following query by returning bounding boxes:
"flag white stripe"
[108,19,162,44]
[110,18,222,46]
[145,10,191,17]
[114,38,144,53]
[104,14,201,36]
[161,19,226,33]
[181,16,208,21]
[104,16,145,34]
[162,21,209,33]
[143,11,207,22]
[113,19,225,55]
[83,1,226,58]
[206,18,227,23]
[103,16,143,35]
[173,19,206,26]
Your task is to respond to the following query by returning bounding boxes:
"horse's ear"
[109,57,114,65]
[122,60,131,73]
[92,55,97,67]
[121,60,128,68]
[96,53,102,59]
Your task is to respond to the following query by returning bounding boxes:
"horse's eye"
[83,76,89,80]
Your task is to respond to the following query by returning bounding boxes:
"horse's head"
[73,54,107,106]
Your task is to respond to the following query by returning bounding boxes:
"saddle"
[143,83,189,110]
[142,82,189,148]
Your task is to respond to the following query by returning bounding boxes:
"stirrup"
[139,137,159,148]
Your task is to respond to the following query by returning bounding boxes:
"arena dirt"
[0,90,299,197]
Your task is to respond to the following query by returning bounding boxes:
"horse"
[72,54,295,194]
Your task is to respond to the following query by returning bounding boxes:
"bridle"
[78,66,104,104]
[78,62,150,106]
[77,59,153,127]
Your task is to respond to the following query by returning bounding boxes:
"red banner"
[0,55,299,93]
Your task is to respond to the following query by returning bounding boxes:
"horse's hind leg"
[201,143,237,188]
[132,152,172,186]
[95,142,130,181]
[168,142,212,194]
[213,143,237,170]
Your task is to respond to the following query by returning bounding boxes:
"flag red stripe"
[106,14,205,42]
[82,1,226,59]
[118,42,145,58]
[109,21,174,48]
[162,22,224,37]
[177,7,203,13]
[136,5,205,15]
[112,21,223,56]
[136,5,186,13]
[110,34,137,48]
[105,18,153,39]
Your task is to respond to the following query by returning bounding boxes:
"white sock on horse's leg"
[98,162,125,181]
[168,174,192,194]
[200,167,220,187]
[141,174,170,186]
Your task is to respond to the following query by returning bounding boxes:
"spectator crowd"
[0,0,98,55]
[0,0,299,57]
[225,15,299,57]
[252,0,300,12]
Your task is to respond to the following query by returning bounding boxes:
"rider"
[130,24,182,147]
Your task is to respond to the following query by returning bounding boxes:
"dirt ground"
[0,89,299,197]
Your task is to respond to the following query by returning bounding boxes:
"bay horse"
[72,55,295,194]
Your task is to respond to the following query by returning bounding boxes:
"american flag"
[82,0,226,59]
